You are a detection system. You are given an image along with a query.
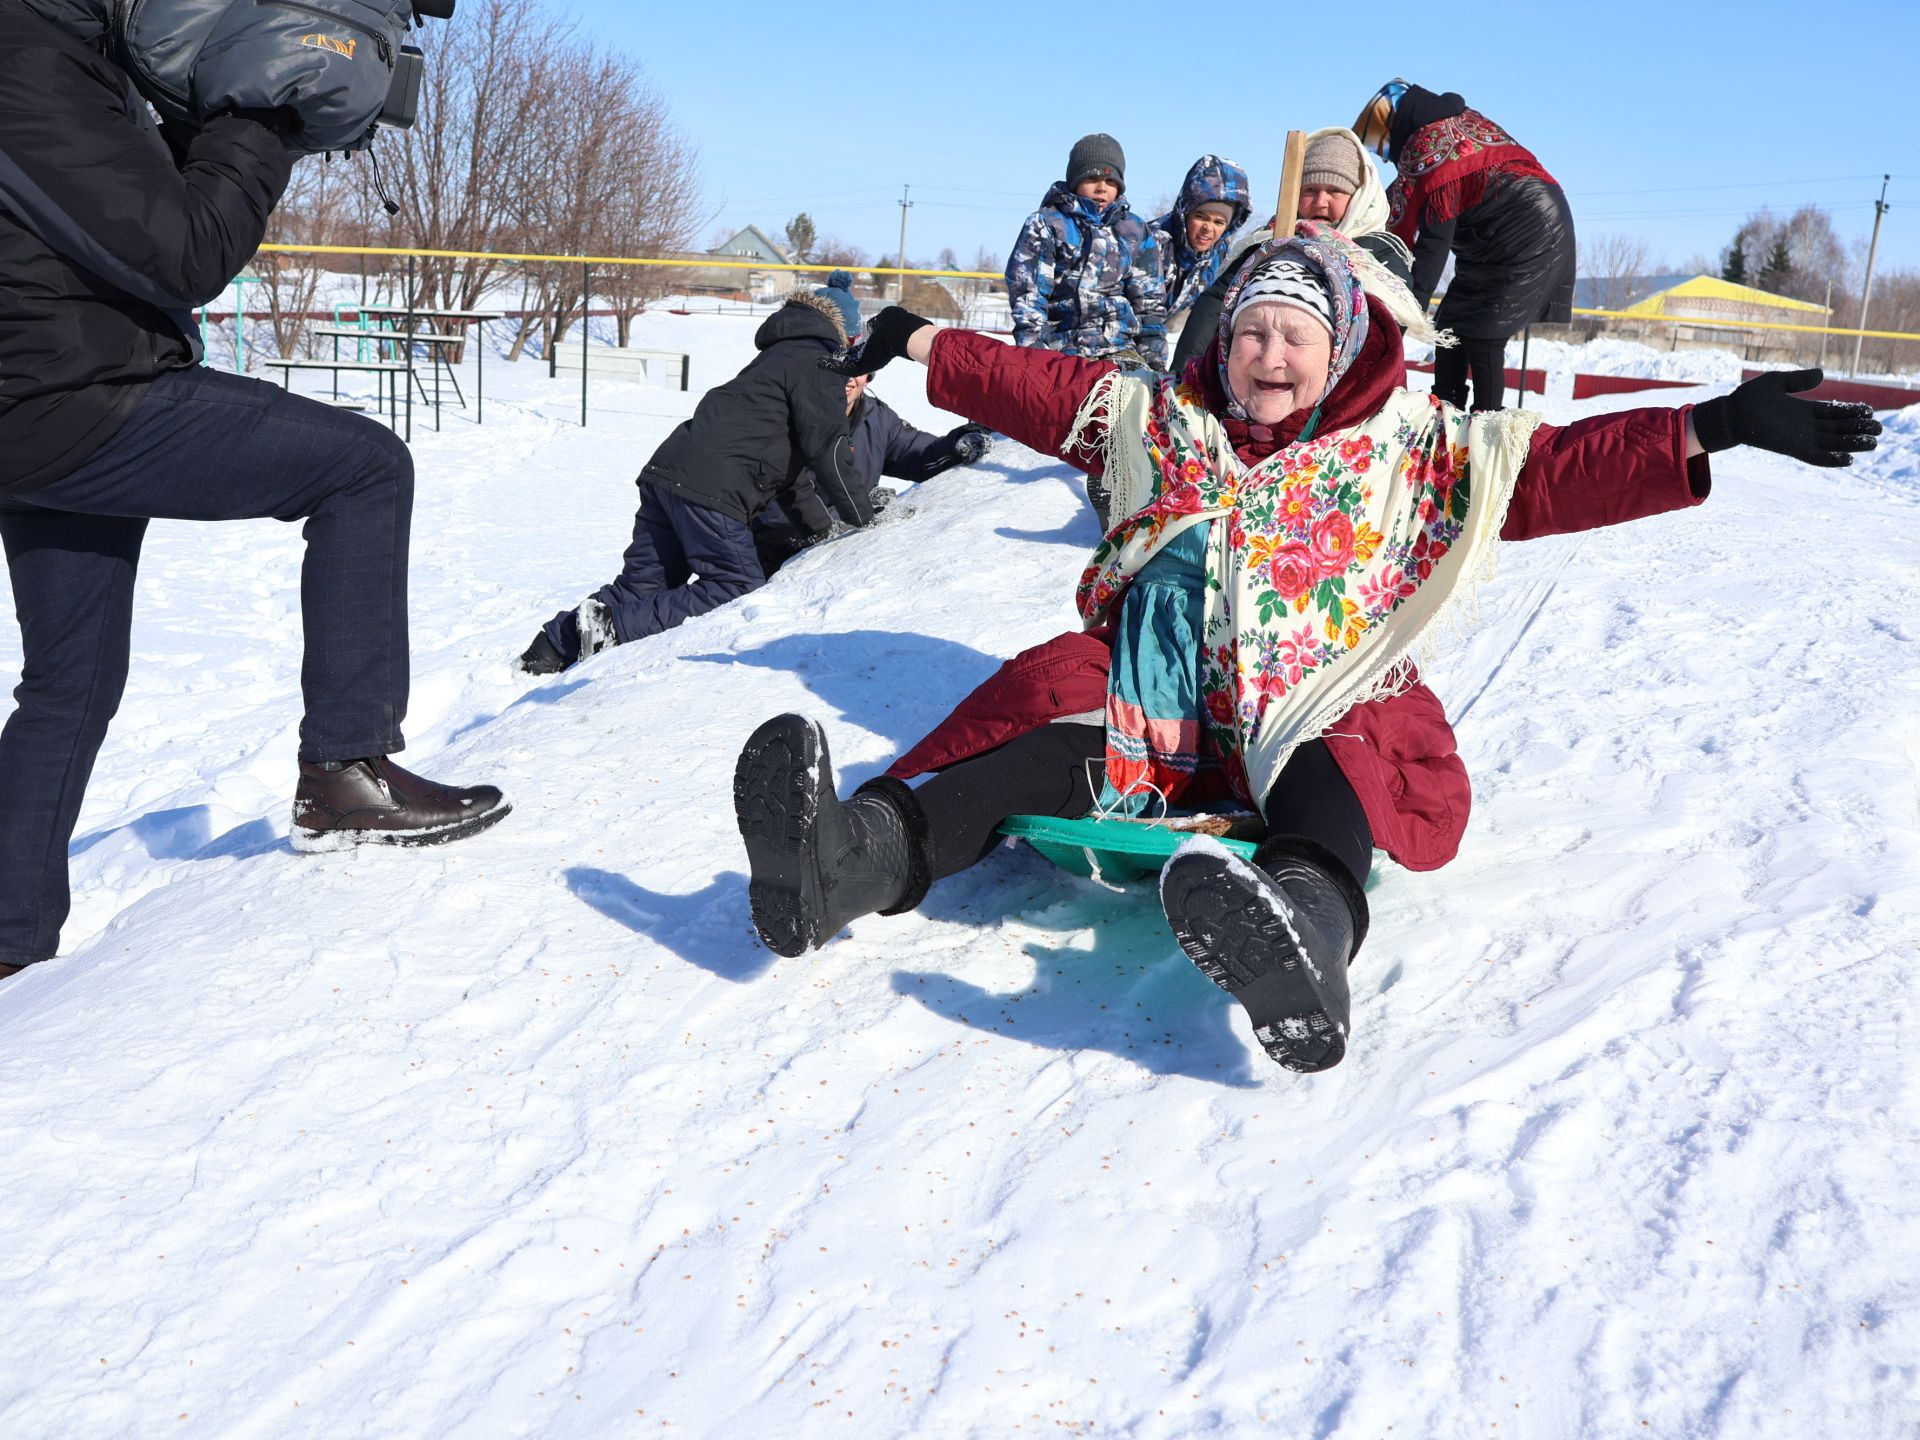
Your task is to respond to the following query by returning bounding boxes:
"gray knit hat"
[1300,132,1365,194]
[1066,133,1125,190]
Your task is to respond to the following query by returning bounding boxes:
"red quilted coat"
[888,303,1711,871]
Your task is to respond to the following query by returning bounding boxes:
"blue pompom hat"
[813,269,864,342]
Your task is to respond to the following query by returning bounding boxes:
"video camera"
[27,0,457,154]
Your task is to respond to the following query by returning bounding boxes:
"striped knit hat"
[1217,225,1371,415]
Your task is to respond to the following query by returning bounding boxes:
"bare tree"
[368,0,567,311]
[1580,232,1657,315]
[592,87,704,346]
[255,152,387,359]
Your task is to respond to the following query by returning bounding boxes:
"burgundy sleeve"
[924,329,1118,477]
[1500,405,1713,542]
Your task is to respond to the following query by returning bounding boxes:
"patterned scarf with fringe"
[1386,108,1558,243]
[1066,353,1541,815]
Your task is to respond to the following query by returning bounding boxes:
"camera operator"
[0,0,507,983]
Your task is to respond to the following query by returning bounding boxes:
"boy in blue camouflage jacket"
[1004,133,1167,369]
[1150,154,1252,323]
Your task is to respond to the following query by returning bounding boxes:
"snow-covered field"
[2,316,1917,1438]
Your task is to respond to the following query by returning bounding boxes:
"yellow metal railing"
[257,242,1001,283]
[256,242,1920,345]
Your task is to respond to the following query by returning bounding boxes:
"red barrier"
[1407,360,1546,392]
[1570,374,1703,400]
[1740,370,1920,409]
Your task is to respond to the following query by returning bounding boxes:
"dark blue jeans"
[0,366,414,964]
[541,482,765,657]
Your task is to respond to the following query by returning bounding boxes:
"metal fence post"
[581,262,590,427]
[403,254,415,444]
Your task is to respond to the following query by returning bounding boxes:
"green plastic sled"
[997,812,1386,890]
[995,812,1261,885]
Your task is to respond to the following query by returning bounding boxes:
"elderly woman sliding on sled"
[731,225,1880,1075]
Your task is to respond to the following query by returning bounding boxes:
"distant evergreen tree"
[784,212,817,263]
[1758,237,1793,293]
[1721,237,1747,284]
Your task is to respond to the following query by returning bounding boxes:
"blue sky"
[561,0,1920,279]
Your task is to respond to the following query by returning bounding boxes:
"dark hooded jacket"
[638,293,865,529]
[0,1,293,494]
[1149,155,1251,320]
[752,392,982,571]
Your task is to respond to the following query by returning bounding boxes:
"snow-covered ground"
[2,315,1917,1438]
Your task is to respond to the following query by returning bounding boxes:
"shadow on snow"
[563,865,774,983]
[893,845,1261,1088]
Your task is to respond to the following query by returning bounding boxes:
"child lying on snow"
[517,273,990,676]
[730,228,1880,1076]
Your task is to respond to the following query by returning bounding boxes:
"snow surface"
[2,318,1918,1438]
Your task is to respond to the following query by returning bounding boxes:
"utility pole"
[894,184,914,303]
[1849,175,1891,378]
[1817,279,1833,371]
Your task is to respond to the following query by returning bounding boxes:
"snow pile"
[1860,402,1920,498]
[2,315,1917,1438]
[1514,334,1747,386]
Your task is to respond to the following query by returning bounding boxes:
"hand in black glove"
[819,306,935,377]
[1690,369,1882,468]
[949,424,993,466]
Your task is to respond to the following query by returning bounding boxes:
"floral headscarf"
[1215,224,1371,420]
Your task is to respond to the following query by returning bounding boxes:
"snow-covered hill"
[2,316,1916,1438]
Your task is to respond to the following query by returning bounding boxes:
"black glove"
[950,424,993,465]
[820,306,934,377]
[1690,369,1882,469]
[868,485,895,515]
[802,519,853,549]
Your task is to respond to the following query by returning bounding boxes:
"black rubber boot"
[1160,836,1369,1073]
[517,631,572,675]
[733,714,932,957]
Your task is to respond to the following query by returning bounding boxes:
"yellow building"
[1575,274,1830,360]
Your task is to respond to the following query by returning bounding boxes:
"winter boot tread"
[1161,843,1356,1074]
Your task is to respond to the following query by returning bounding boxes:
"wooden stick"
[1274,130,1307,237]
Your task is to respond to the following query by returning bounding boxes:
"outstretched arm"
[1504,371,1879,542]
[825,308,1117,474]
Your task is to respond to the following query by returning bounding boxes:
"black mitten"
[1690,369,1882,469]
[949,424,993,465]
[820,306,935,377]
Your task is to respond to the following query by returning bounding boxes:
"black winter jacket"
[1170,230,1413,378]
[639,295,863,528]
[1387,86,1575,336]
[759,393,974,536]
[0,6,293,494]
[1418,174,1576,337]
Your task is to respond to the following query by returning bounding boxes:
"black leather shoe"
[0,963,25,982]
[733,714,931,956]
[292,756,511,853]
[1160,837,1367,1073]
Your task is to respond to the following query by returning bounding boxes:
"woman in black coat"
[1355,80,1576,412]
